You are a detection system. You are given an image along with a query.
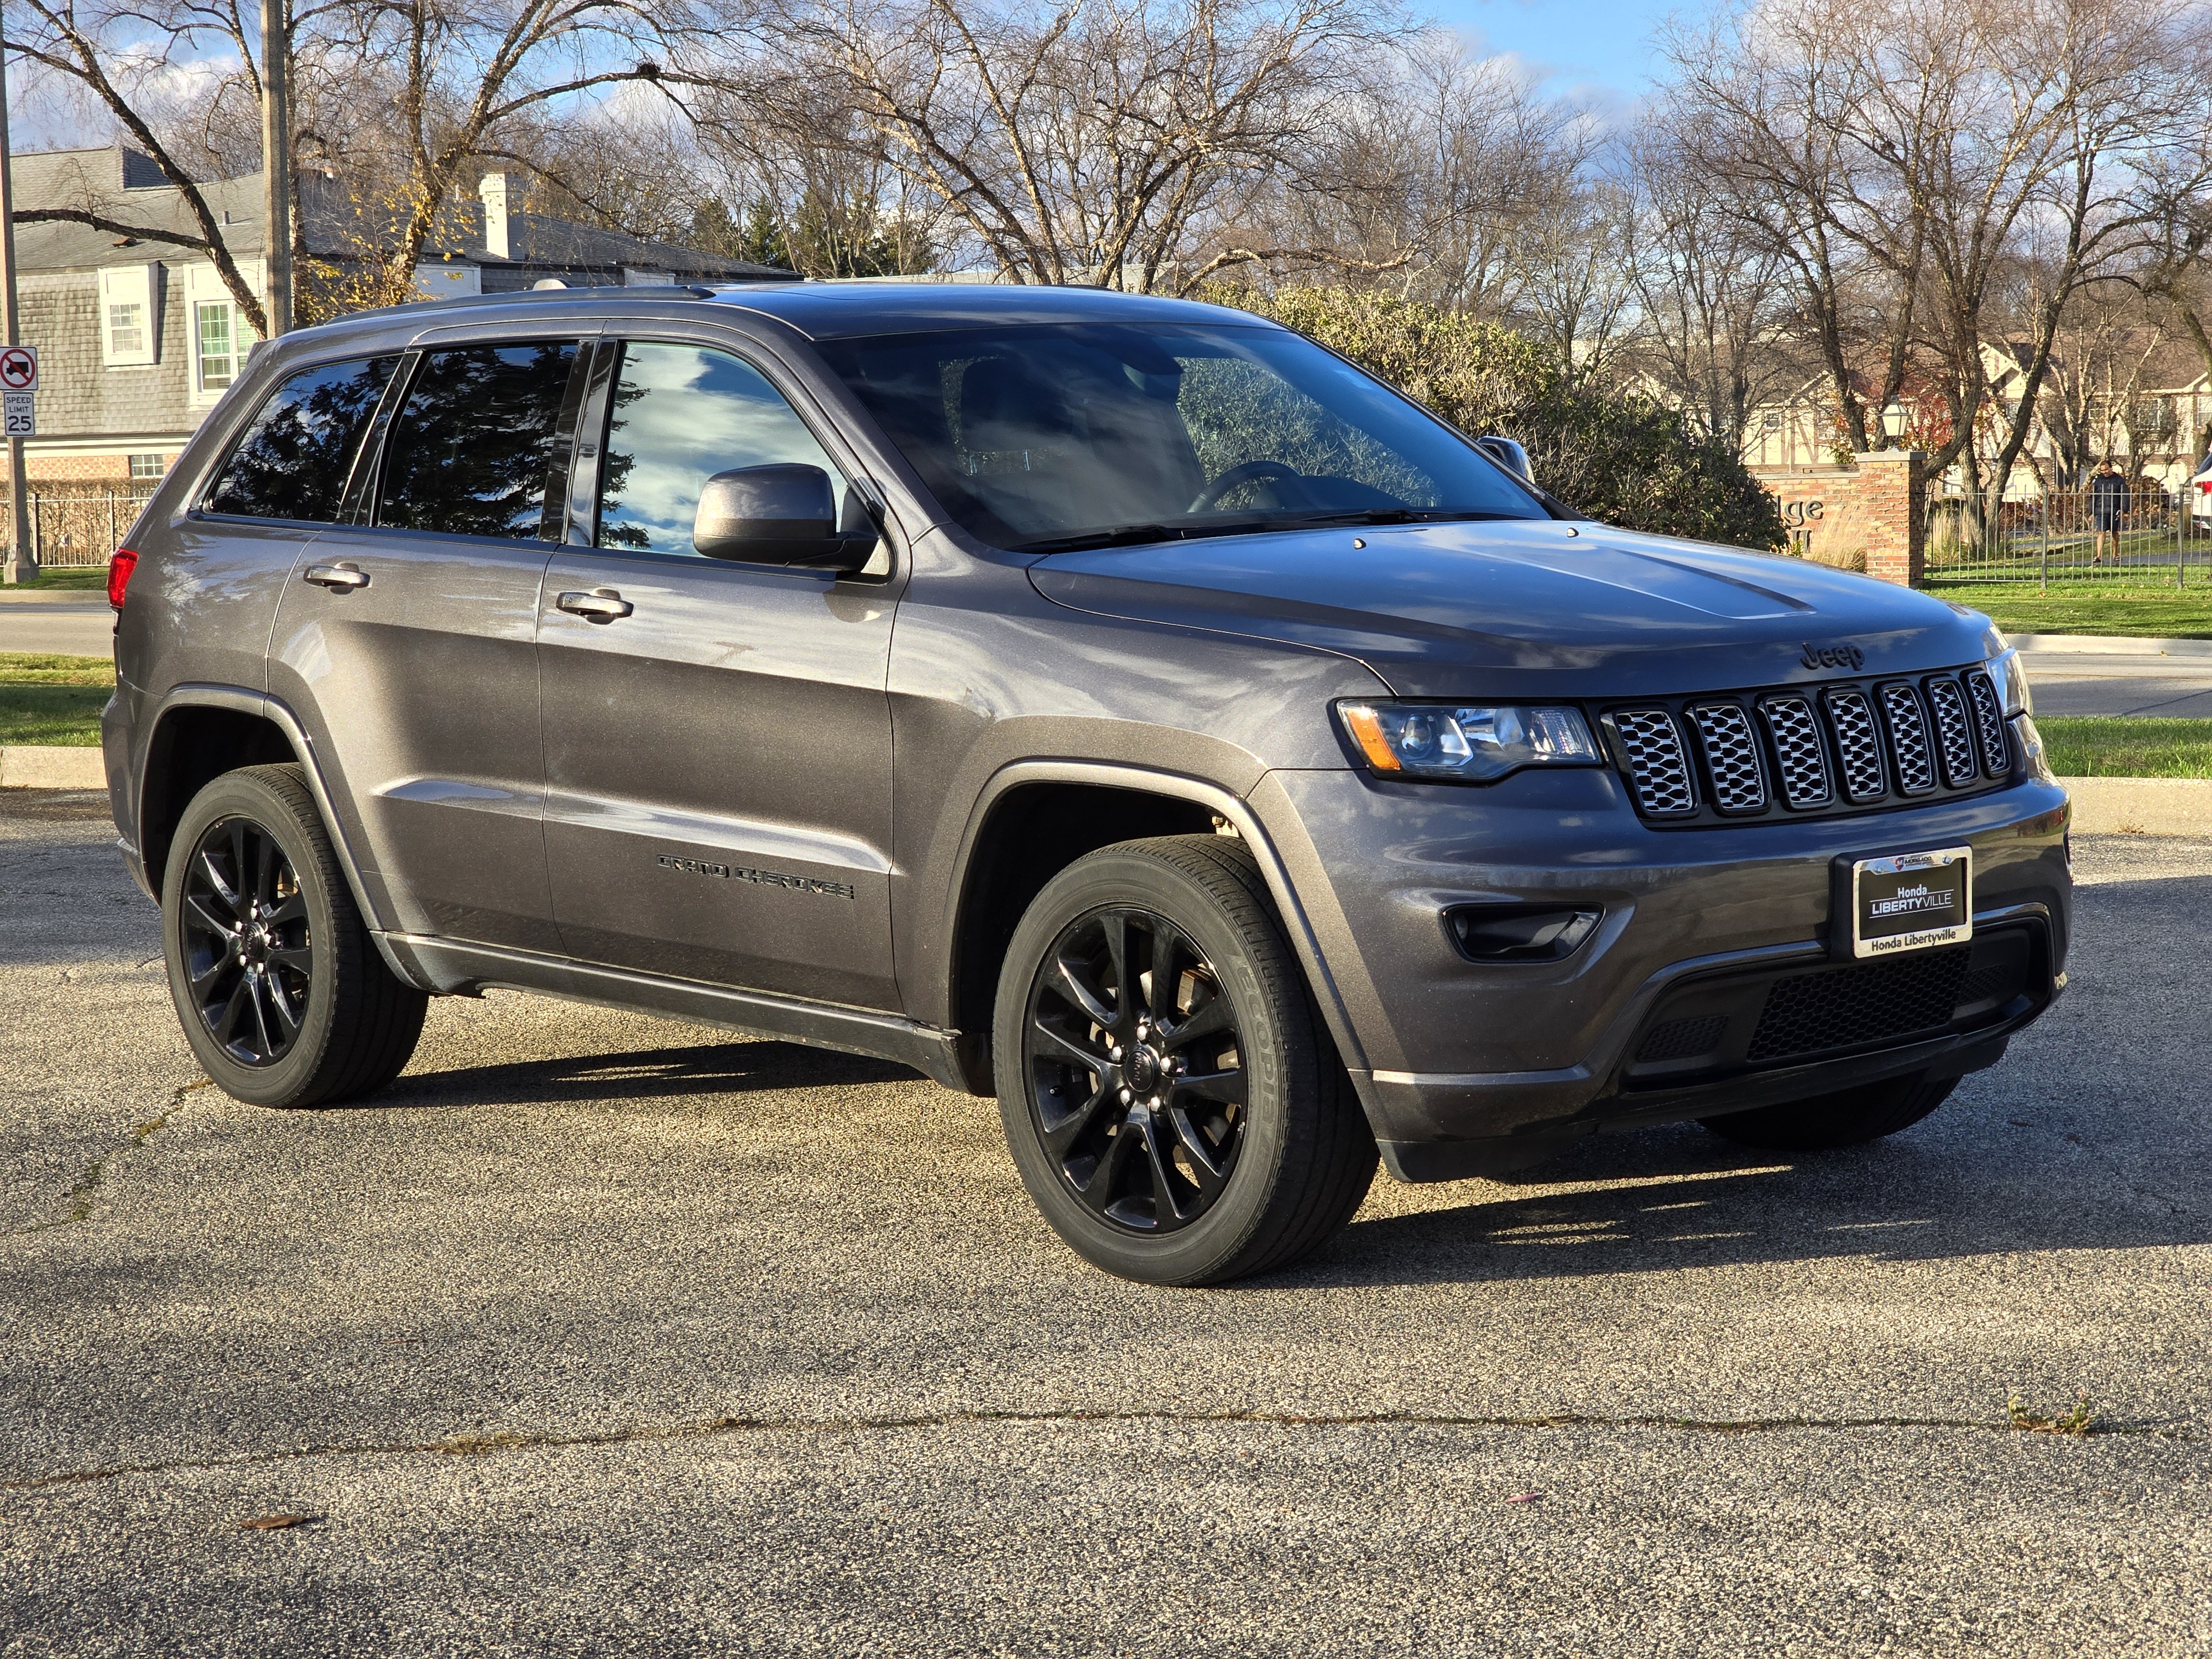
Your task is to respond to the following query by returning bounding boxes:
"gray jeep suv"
[102,283,2070,1284]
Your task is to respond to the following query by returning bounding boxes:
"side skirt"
[378,932,968,1091]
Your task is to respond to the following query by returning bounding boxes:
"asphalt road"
[3,789,2210,1655]
[0,601,112,658]
[2018,650,2212,718]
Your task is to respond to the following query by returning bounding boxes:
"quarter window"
[205,357,399,522]
[596,341,849,556]
[377,343,582,540]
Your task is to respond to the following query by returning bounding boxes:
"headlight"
[1986,645,2032,717]
[1337,701,1601,782]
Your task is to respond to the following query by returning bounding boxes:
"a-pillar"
[1856,449,1925,587]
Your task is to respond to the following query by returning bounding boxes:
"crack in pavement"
[7,1078,211,1236]
[6,1404,2201,1493]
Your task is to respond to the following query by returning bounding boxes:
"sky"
[1429,0,1683,107]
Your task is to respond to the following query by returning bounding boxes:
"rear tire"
[161,764,427,1109]
[993,834,1376,1286]
[1698,1072,1957,1151]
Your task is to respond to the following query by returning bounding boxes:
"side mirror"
[693,464,879,570]
[1475,434,1535,486]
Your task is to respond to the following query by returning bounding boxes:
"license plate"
[1849,847,1972,958]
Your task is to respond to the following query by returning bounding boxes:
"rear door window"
[204,356,399,521]
[377,343,582,539]
[595,341,849,555]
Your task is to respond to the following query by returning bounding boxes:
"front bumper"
[1251,764,2071,1179]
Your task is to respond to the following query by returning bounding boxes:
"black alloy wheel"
[178,815,314,1066]
[161,764,427,1109]
[1022,907,1249,1232]
[994,837,1378,1285]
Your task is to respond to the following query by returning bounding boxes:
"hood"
[1027,518,1998,698]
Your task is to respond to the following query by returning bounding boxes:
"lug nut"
[1119,1087,1131,1103]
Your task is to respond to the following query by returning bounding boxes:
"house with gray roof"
[8,145,784,487]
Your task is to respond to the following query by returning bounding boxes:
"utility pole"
[260,0,291,335]
[0,1,35,585]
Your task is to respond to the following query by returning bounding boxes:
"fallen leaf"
[1503,1491,1542,1504]
[237,1514,314,1531]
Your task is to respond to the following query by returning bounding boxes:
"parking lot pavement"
[4,790,2209,1656]
[0,601,114,659]
[2018,650,2212,718]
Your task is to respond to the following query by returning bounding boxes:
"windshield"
[813,321,1547,551]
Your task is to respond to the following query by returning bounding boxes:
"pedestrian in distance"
[2089,461,2128,565]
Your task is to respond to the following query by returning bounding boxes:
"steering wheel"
[1188,459,1302,514]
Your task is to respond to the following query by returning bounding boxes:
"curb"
[2058,776,2212,836]
[2012,633,2212,657]
[0,745,106,788]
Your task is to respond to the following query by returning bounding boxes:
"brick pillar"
[1855,449,1925,587]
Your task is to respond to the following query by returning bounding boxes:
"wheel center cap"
[244,929,271,966]
[1125,1043,1161,1093]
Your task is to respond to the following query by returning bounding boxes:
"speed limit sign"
[0,346,36,390]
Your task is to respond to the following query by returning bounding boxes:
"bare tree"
[1662,0,1925,457]
[716,0,1406,293]
[1262,34,1583,314]
[1622,129,1800,451]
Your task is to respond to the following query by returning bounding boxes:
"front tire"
[993,836,1376,1285]
[162,764,427,1109]
[1698,1072,1957,1151]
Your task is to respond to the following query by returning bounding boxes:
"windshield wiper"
[1015,523,1178,555]
[1016,507,1526,555]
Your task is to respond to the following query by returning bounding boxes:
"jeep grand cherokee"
[102,283,2070,1284]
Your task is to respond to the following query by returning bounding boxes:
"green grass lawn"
[1923,581,2212,639]
[1,566,111,591]
[2037,717,2212,778]
[0,652,114,747]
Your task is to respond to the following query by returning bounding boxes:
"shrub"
[1219,287,1786,552]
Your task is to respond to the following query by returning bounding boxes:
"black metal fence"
[1926,484,2212,587]
[0,488,159,568]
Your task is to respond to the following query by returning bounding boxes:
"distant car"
[2190,460,2212,521]
[101,283,2072,1285]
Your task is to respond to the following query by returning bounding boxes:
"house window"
[128,453,166,479]
[108,301,147,357]
[98,263,160,367]
[195,301,239,394]
[1762,412,1783,432]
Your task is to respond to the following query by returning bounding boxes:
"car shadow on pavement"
[364,1041,925,1110]
[1285,1118,2210,1286]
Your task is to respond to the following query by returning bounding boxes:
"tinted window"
[205,356,398,521]
[597,342,848,555]
[817,322,1545,549]
[378,343,580,538]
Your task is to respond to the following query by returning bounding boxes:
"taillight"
[108,547,138,611]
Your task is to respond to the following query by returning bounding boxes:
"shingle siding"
[23,268,199,442]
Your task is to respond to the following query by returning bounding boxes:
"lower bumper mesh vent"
[1745,947,1971,1061]
[1637,1015,1729,1063]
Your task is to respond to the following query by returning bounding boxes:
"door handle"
[556,588,633,623]
[302,562,369,592]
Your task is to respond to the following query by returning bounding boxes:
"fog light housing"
[1446,904,1601,963]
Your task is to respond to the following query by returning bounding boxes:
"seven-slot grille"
[1604,666,2012,827]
